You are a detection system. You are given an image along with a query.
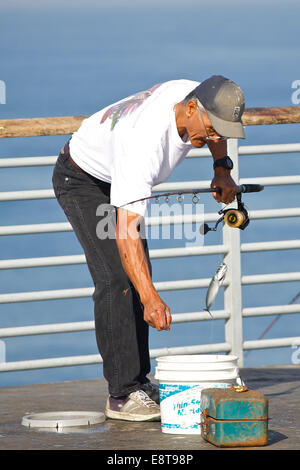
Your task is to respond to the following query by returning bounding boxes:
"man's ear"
[186,99,198,118]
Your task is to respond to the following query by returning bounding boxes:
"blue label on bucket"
[159,383,199,402]
[161,423,199,431]
[158,381,231,434]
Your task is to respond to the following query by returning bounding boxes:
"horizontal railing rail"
[2,239,300,270]
[1,272,300,305]
[1,174,300,202]
[1,142,300,168]
[1,207,300,237]
[0,343,233,373]
[1,108,300,376]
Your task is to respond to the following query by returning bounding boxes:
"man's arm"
[207,140,239,205]
[116,208,171,331]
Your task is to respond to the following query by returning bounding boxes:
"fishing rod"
[121,183,264,234]
[121,183,264,206]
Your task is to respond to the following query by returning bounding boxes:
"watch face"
[225,157,233,169]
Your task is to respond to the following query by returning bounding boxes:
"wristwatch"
[213,156,234,171]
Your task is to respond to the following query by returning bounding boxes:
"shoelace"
[132,390,158,408]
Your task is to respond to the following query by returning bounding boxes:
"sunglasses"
[197,104,227,142]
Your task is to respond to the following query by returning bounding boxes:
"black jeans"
[52,148,151,397]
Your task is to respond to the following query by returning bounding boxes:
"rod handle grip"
[238,184,264,193]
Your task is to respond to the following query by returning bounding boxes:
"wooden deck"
[0,365,299,453]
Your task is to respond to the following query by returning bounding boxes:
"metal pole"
[223,139,244,366]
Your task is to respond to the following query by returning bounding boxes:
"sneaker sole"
[105,409,161,422]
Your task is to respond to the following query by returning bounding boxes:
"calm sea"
[0,0,300,386]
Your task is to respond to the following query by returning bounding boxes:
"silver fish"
[205,262,228,316]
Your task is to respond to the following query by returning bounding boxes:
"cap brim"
[206,110,245,139]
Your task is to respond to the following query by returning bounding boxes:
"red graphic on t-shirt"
[100,83,162,130]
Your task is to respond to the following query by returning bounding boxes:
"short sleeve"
[109,131,155,217]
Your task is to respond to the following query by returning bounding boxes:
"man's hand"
[206,140,239,204]
[143,292,171,331]
[211,168,239,204]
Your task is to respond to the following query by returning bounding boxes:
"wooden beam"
[242,106,300,126]
[0,115,88,139]
[0,106,300,138]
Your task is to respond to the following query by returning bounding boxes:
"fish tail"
[204,308,213,318]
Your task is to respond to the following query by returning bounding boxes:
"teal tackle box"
[200,386,268,447]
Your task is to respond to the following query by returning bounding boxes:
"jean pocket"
[52,162,72,198]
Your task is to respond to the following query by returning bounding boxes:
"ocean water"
[0,0,300,387]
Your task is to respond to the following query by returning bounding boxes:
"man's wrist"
[140,286,159,305]
[213,155,233,171]
[214,166,231,175]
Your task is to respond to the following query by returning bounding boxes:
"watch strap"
[213,156,233,170]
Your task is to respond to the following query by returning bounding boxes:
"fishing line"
[245,287,300,358]
[258,288,300,339]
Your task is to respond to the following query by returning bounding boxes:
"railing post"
[223,138,244,366]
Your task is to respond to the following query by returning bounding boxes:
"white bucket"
[155,354,240,435]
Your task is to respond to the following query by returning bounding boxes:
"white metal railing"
[1,175,300,202]
[1,140,300,374]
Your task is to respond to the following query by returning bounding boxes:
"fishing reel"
[201,184,264,235]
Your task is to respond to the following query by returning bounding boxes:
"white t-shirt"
[69,79,200,216]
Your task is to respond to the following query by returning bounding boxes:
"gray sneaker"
[105,390,161,422]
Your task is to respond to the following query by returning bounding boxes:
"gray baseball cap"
[194,75,245,139]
